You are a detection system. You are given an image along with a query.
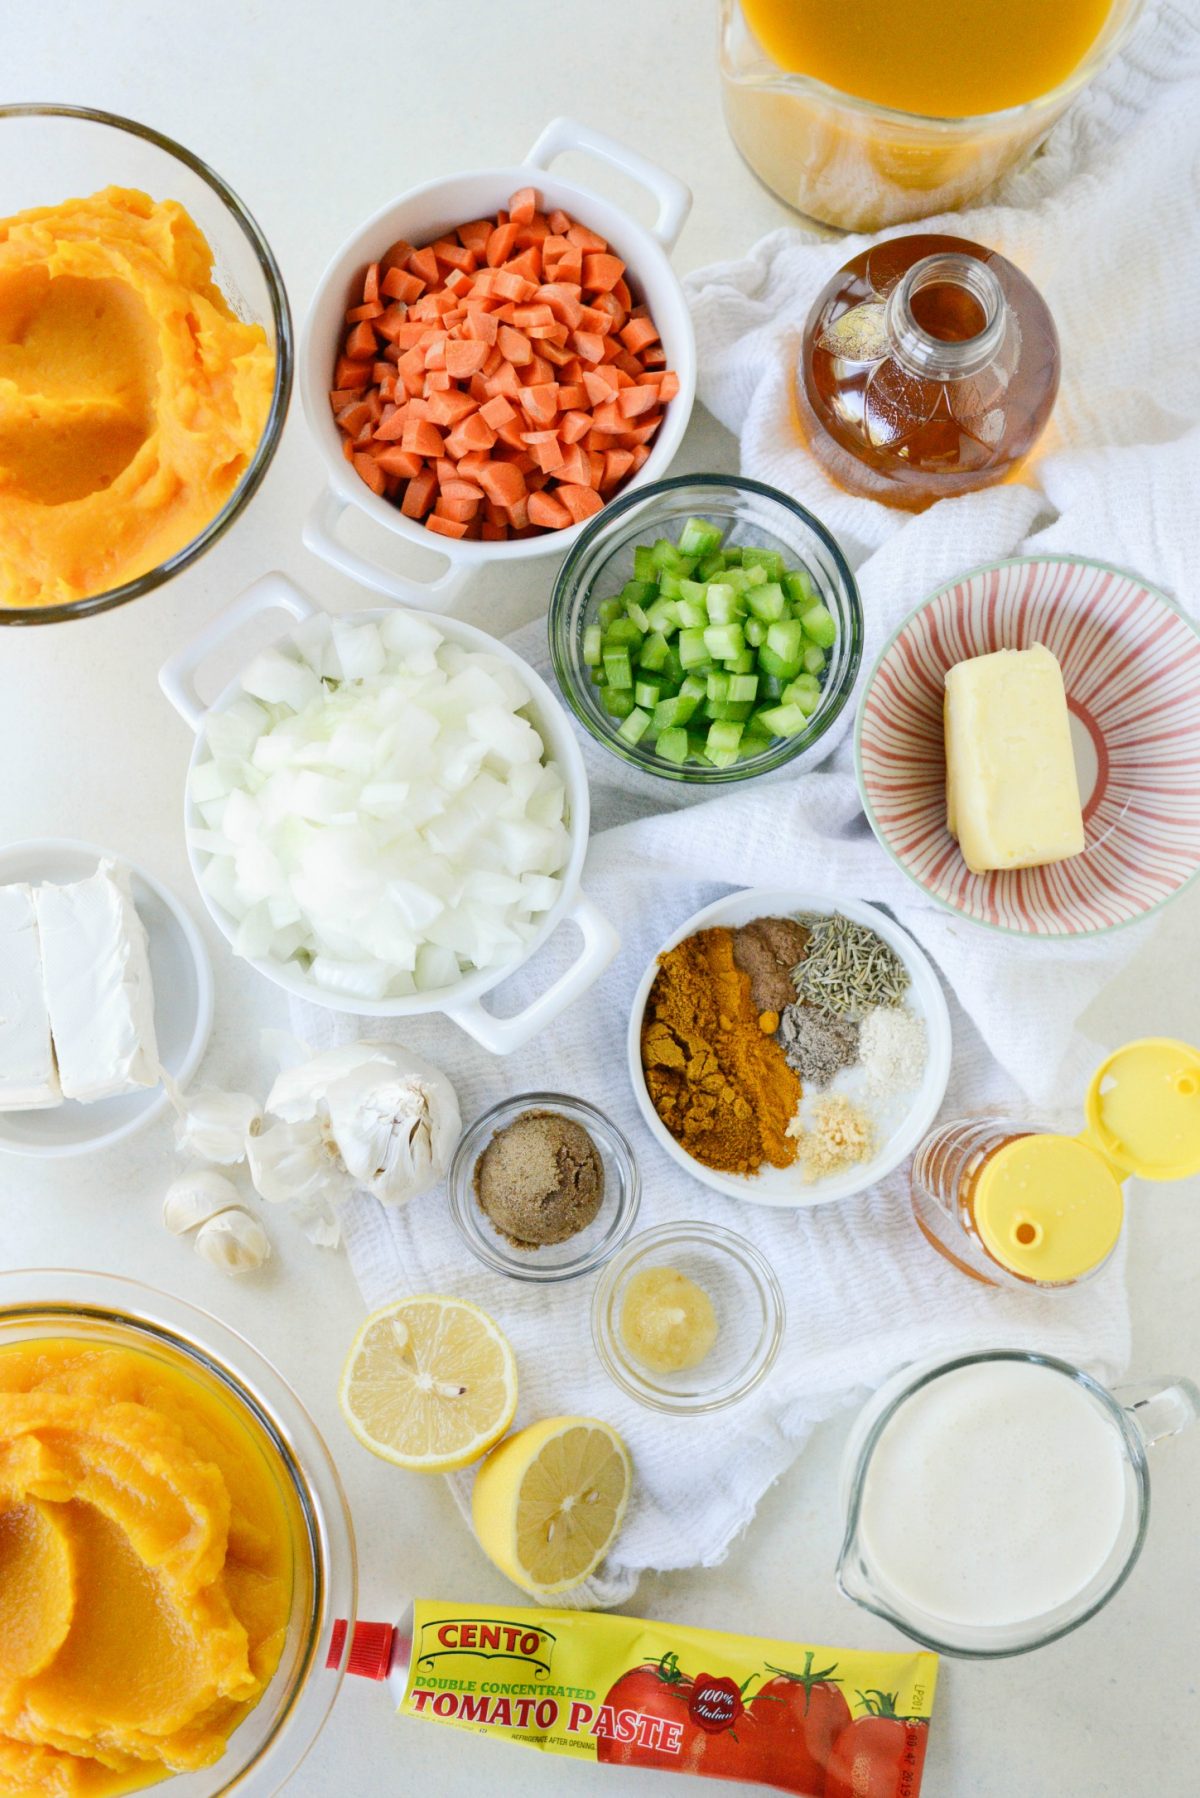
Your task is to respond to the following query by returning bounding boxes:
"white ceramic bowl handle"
[158,573,317,733]
[526,117,693,253]
[303,488,470,613]
[443,894,619,1056]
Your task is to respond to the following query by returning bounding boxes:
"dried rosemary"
[790,912,910,1017]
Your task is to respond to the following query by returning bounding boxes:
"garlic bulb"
[164,1074,262,1164]
[163,1170,241,1236]
[246,1116,355,1206]
[263,1042,461,1207]
[194,1208,271,1275]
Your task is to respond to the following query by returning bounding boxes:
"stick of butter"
[944,643,1085,875]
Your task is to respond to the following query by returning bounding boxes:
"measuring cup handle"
[1114,1375,1200,1447]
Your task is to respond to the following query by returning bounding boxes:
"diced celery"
[707,700,755,722]
[742,546,784,581]
[675,598,708,630]
[650,538,686,572]
[621,577,656,606]
[679,577,709,603]
[657,571,684,600]
[638,631,671,672]
[703,622,745,661]
[803,645,827,676]
[759,673,784,701]
[725,650,756,674]
[722,545,743,566]
[742,562,767,587]
[654,693,699,730]
[706,671,731,702]
[696,551,727,581]
[744,617,767,648]
[678,516,724,557]
[634,678,663,709]
[727,673,759,702]
[705,583,743,625]
[756,702,807,737]
[758,645,801,679]
[678,628,711,669]
[618,707,651,745]
[656,727,689,764]
[802,603,837,648]
[645,599,679,636]
[600,687,635,718]
[680,674,707,701]
[686,731,711,762]
[707,719,745,756]
[785,569,818,607]
[660,648,684,686]
[767,619,805,665]
[603,649,632,689]
[633,545,656,582]
[582,623,602,666]
[746,582,786,622]
[627,601,651,634]
[739,731,774,761]
[598,597,623,628]
[605,616,644,647]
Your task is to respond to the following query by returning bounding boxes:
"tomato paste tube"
[328,1601,938,1796]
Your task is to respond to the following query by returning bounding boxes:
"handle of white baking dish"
[526,117,692,253]
[159,573,317,733]
[443,894,620,1057]
[303,489,470,613]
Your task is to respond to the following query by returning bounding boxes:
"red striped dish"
[855,556,1200,936]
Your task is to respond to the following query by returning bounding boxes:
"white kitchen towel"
[289,2,1200,1604]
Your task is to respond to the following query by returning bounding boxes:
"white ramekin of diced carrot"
[299,117,695,610]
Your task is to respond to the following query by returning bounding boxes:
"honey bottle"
[797,233,1060,510]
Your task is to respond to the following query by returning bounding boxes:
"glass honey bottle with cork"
[796,233,1060,510]
[909,1039,1200,1291]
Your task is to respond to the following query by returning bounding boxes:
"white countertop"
[6,3,1200,1794]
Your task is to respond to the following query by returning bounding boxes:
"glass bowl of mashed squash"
[0,1269,355,1796]
[0,105,292,625]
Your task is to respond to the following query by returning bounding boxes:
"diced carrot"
[547,208,572,235]
[481,521,508,540]
[557,442,592,486]
[440,477,484,502]
[435,495,480,523]
[495,416,529,450]
[620,315,660,356]
[590,400,626,434]
[510,303,554,330]
[371,446,424,480]
[520,383,558,426]
[621,413,663,444]
[567,222,607,253]
[526,321,569,344]
[503,247,542,284]
[483,360,522,399]
[657,370,680,401]
[425,513,469,539]
[527,490,572,529]
[346,300,385,323]
[557,483,604,523]
[555,383,586,410]
[514,215,549,247]
[334,356,373,390]
[642,343,667,368]
[582,252,625,293]
[603,448,636,490]
[456,411,499,451]
[425,388,479,427]
[401,419,446,458]
[433,238,476,273]
[571,330,606,364]
[480,393,517,429]
[464,305,499,344]
[381,238,415,273]
[477,461,527,508]
[352,452,387,496]
[613,277,633,310]
[407,246,440,287]
[507,495,530,530]
[334,398,375,436]
[486,221,521,267]
[380,268,422,306]
[591,292,627,328]
[539,341,574,368]
[630,443,651,471]
[492,269,537,302]
[343,321,379,360]
[457,218,493,254]
[618,384,658,419]
[559,410,592,444]
[578,304,615,337]
[425,370,452,393]
[527,435,565,474]
[373,406,409,441]
[444,339,489,378]
[498,325,533,366]
[508,186,539,224]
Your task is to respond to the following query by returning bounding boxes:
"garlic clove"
[193,1208,271,1275]
[164,1074,263,1165]
[162,1171,242,1236]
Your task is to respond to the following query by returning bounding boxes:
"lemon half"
[339,1296,517,1473]
[471,1416,632,1595]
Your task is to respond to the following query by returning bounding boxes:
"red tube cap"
[326,1620,396,1681]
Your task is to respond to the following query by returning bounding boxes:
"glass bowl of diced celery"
[548,474,862,782]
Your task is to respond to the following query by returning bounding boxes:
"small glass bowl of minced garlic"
[591,1221,785,1413]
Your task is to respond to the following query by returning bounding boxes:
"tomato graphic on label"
[747,1651,852,1795]
[596,1652,763,1783]
[825,1690,930,1798]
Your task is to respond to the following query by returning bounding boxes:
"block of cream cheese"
[0,883,61,1110]
[35,861,159,1102]
[944,643,1085,875]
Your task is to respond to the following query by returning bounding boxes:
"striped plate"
[855,556,1200,937]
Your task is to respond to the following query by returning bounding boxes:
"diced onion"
[190,618,570,997]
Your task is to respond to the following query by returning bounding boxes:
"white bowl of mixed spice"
[627,888,952,1206]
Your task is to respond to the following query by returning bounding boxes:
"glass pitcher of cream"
[718,0,1144,231]
[910,1039,1200,1289]
[837,1350,1199,1657]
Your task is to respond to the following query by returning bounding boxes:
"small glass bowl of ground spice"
[448,1093,640,1282]
[592,1221,785,1414]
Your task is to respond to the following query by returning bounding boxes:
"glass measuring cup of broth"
[909,1039,1200,1290]
[718,0,1144,231]
[837,1350,1200,1657]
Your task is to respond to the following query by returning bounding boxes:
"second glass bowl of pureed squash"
[549,475,862,784]
[718,0,1144,231]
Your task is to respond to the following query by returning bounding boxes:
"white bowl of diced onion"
[159,572,618,1055]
